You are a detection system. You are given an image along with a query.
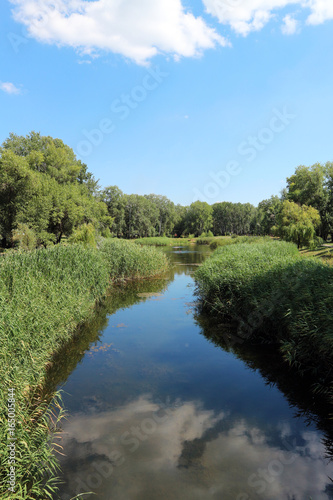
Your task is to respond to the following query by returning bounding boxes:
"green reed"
[0,241,168,498]
[195,240,333,398]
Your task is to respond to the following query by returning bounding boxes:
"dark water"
[54,245,333,500]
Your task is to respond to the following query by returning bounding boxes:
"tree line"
[0,131,331,249]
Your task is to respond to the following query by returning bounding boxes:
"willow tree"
[274,200,320,249]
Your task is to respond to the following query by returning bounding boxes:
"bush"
[309,236,324,250]
[11,223,37,250]
[101,227,113,239]
[68,223,97,248]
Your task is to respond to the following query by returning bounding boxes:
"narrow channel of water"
[54,245,333,500]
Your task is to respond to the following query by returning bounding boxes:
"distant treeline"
[1,131,333,248]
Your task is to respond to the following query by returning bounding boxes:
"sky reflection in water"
[57,247,333,500]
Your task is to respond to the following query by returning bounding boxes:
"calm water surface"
[54,245,333,500]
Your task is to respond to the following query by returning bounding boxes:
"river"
[54,245,333,500]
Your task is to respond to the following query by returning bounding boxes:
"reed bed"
[195,240,333,397]
[0,241,168,499]
[134,236,171,246]
[209,235,271,250]
[100,238,169,279]
[134,236,194,246]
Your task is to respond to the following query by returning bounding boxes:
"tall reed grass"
[0,241,168,499]
[134,236,193,246]
[195,240,333,397]
[209,235,271,250]
[134,236,171,246]
[100,238,169,279]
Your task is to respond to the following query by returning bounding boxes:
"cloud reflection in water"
[58,395,333,500]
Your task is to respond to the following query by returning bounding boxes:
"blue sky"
[1,0,333,206]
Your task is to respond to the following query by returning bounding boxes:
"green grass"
[195,240,333,398]
[0,241,168,499]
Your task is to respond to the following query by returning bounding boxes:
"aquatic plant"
[195,240,333,397]
[0,241,169,498]
[100,238,169,279]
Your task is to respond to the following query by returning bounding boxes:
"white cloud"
[281,13,299,34]
[10,0,229,65]
[202,0,333,36]
[58,396,333,500]
[0,81,21,94]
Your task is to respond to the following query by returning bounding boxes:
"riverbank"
[194,240,333,400]
[0,240,168,499]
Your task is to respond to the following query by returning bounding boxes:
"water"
[53,245,333,500]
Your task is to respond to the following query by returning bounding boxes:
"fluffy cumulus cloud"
[9,0,228,64]
[0,81,21,94]
[202,0,333,36]
[57,396,333,500]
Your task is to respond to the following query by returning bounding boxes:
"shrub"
[68,223,97,248]
[11,223,37,250]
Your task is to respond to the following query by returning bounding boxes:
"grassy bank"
[0,241,168,499]
[195,240,333,398]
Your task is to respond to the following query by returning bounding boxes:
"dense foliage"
[0,132,110,248]
[195,241,333,396]
[2,132,332,248]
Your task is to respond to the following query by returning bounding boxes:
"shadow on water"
[44,277,173,394]
[194,311,333,464]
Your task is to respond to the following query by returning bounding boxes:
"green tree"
[144,194,176,236]
[274,200,320,249]
[255,196,282,235]
[101,186,127,236]
[185,201,213,236]
[0,132,110,247]
[123,194,159,238]
[212,202,257,236]
[286,163,328,239]
[323,162,333,242]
